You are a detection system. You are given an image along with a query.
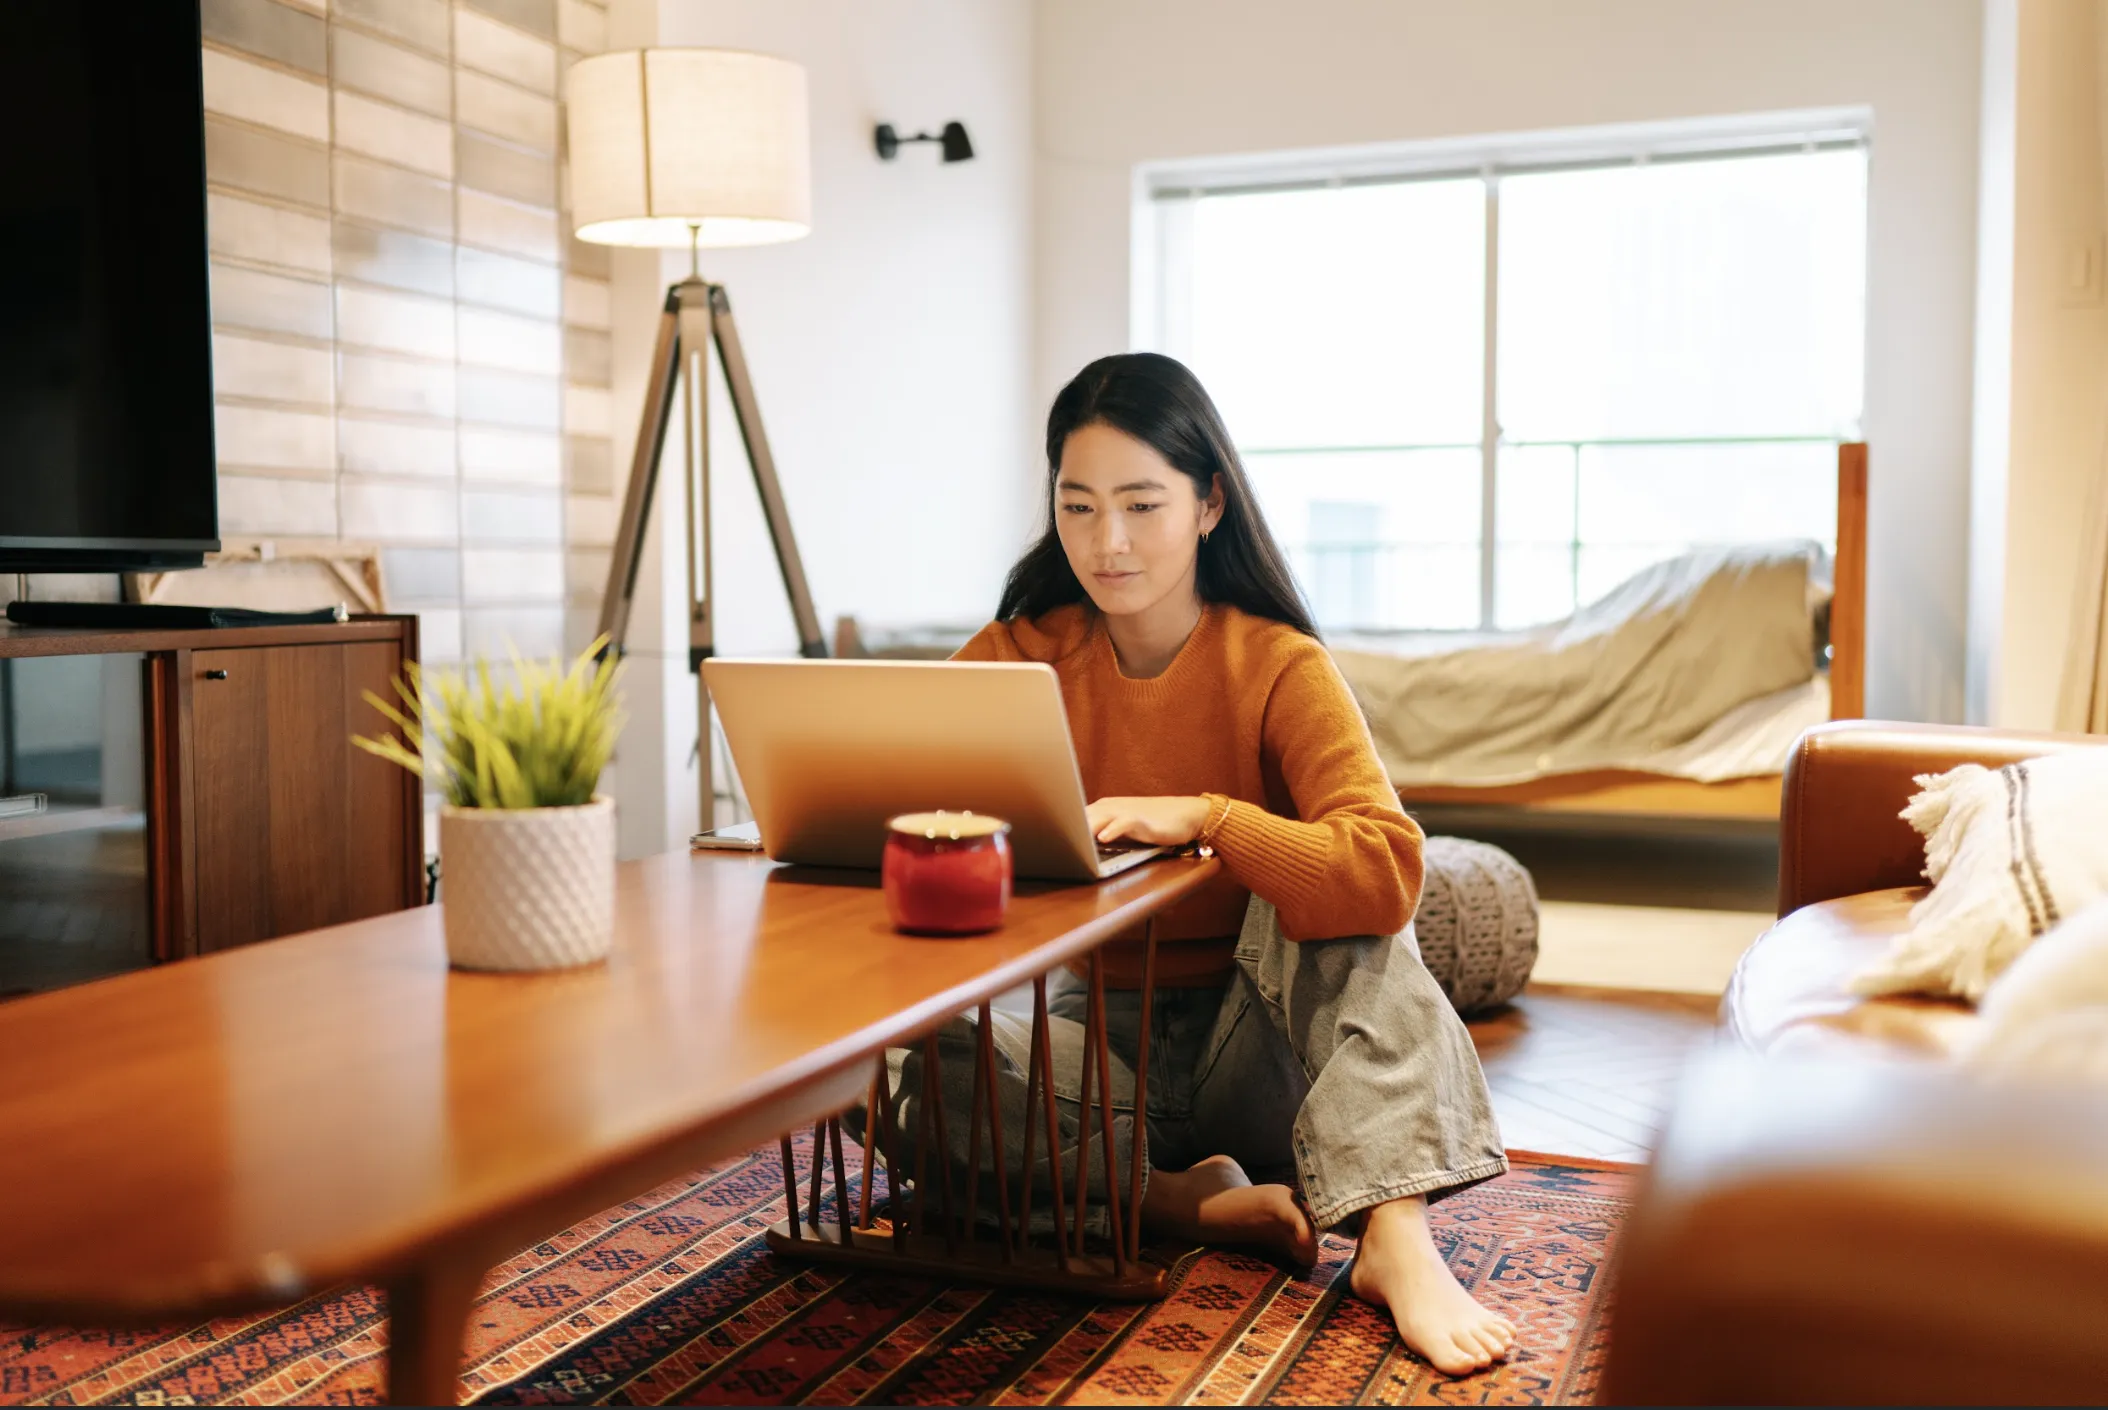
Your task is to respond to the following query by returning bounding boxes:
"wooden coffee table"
[0,848,1217,1405]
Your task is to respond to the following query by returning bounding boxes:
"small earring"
[1200,529,1211,545]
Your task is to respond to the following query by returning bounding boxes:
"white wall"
[1968,0,2108,728]
[604,0,1034,856]
[1034,0,1985,723]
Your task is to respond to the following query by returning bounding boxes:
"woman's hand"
[1086,795,1213,847]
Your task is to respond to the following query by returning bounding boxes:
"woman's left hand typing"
[1086,795,1212,847]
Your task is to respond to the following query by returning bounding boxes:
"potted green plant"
[355,640,624,971]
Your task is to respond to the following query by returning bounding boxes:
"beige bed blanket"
[1331,542,1820,788]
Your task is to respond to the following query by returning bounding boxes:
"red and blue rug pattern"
[0,1138,1630,1405]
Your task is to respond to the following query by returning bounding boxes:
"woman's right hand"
[1086,795,1213,847]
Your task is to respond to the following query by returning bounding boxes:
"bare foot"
[1348,1196,1515,1377]
[1141,1154,1319,1268]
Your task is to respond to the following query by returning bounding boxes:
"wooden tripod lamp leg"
[592,278,720,827]
[592,277,829,839]
[676,281,717,826]
[593,291,682,654]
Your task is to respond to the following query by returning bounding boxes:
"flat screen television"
[0,0,217,572]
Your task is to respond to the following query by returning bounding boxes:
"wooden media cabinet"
[0,615,424,988]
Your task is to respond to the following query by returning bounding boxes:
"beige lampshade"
[566,48,812,248]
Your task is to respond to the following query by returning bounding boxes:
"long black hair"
[995,352,1318,638]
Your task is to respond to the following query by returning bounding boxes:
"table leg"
[858,1062,881,1231]
[807,1118,827,1227]
[1070,967,1096,1255]
[978,1007,1014,1262]
[829,1116,853,1246]
[385,1255,485,1407]
[1032,975,1072,1272]
[1088,949,1127,1275]
[1128,920,1158,1263]
[761,961,1168,1300]
[779,1134,802,1239]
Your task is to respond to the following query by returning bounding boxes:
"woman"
[900,352,1514,1376]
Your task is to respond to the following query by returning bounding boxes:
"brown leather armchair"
[1604,720,2108,1406]
[1728,720,2102,1058]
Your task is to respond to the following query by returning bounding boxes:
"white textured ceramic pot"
[439,797,615,971]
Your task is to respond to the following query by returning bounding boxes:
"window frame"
[1134,110,1871,631]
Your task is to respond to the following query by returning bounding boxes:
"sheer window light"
[1148,137,1867,633]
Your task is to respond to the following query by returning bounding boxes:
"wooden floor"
[1423,821,1759,1166]
[1466,983,1722,1165]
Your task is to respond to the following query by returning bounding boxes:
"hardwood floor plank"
[1563,1079,1682,1127]
[1486,1081,1641,1162]
[1467,983,1721,1165]
[1498,1075,1661,1147]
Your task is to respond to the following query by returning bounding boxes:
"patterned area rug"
[0,1138,1632,1406]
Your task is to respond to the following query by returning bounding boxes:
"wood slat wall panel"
[199,0,614,664]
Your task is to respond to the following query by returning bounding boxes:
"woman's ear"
[1202,473,1227,535]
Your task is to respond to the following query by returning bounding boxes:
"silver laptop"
[699,658,1168,882]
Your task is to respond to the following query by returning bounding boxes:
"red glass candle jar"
[882,811,1012,935]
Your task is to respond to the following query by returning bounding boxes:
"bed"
[834,442,1866,828]
[1367,442,1864,826]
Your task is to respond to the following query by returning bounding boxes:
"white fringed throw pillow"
[1850,750,2108,1002]
[1965,900,2108,1081]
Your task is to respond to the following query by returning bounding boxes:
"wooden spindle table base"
[767,929,1168,1300]
[762,1222,1169,1299]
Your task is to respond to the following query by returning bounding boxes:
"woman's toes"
[1473,1316,1513,1352]
[1427,1317,1518,1375]
[1441,1332,1492,1374]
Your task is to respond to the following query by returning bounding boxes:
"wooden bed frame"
[1394,441,1867,825]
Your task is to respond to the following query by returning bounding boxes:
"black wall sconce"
[874,121,974,163]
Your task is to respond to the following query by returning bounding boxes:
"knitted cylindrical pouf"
[1415,836,1540,1014]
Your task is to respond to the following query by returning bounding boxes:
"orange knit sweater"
[953,602,1424,987]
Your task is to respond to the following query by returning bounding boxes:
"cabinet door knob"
[202,669,229,680]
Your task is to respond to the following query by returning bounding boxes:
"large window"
[1145,133,1867,631]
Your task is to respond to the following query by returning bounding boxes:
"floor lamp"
[566,49,827,829]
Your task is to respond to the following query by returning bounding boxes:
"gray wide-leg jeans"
[851,896,1508,1234]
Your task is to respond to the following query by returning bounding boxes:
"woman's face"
[1054,422,1223,619]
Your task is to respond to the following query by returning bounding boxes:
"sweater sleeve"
[1204,646,1424,940]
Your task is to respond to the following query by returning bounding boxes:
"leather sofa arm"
[1602,1050,2108,1405]
[1777,719,2100,917]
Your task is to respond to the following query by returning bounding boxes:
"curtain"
[2058,0,2108,733]
[2063,467,2108,731]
